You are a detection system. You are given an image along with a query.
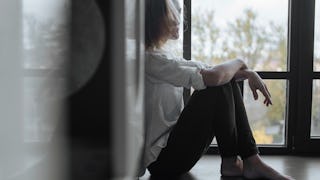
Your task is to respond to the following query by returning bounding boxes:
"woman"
[140,0,293,179]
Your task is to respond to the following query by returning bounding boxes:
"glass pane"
[244,80,287,145]
[192,0,288,71]
[311,80,320,137]
[23,0,70,69]
[314,0,320,71]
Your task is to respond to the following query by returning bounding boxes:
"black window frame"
[183,0,320,155]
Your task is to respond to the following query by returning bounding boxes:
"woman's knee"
[193,82,231,98]
[186,82,237,113]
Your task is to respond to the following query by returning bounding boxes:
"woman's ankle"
[222,156,239,164]
[220,156,243,176]
[243,154,262,165]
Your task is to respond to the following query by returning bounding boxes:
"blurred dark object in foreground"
[67,0,111,179]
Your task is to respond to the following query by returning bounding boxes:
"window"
[190,0,289,146]
[183,0,320,153]
[314,0,320,72]
[192,0,288,71]
[311,0,320,138]
[311,80,320,137]
[23,0,70,143]
[244,80,287,145]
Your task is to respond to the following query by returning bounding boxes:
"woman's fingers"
[250,86,259,100]
[259,86,272,106]
[264,98,271,106]
[248,72,272,106]
[264,84,272,97]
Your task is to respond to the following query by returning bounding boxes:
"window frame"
[291,0,320,154]
[183,0,320,155]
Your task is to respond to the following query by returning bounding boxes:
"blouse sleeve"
[145,52,207,90]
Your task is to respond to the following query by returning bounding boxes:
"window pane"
[192,0,288,71]
[244,80,287,145]
[311,80,320,137]
[314,0,320,71]
[23,0,70,69]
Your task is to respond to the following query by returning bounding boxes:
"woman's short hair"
[145,0,180,49]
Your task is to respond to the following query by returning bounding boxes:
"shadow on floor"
[146,173,249,180]
[146,173,197,180]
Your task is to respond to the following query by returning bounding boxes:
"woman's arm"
[234,69,251,81]
[200,60,272,106]
[200,59,247,86]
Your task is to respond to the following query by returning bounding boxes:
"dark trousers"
[147,80,259,176]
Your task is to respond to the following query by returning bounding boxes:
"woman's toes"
[243,162,292,180]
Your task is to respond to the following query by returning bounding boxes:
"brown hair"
[145,0,180,50]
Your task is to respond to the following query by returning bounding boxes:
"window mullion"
[183,0,192,105]
[289,0,316,153]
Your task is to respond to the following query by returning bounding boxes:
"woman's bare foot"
[243,154,294,180]
[220,156,243,176]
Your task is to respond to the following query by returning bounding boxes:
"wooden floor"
[140,155,320,180]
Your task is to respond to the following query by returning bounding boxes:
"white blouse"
[139,49,210,176]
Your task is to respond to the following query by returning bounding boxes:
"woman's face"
[169,0,181,40]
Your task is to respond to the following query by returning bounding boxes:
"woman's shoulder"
[146,48,182,62]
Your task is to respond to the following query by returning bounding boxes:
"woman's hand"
[247,70,272,106]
